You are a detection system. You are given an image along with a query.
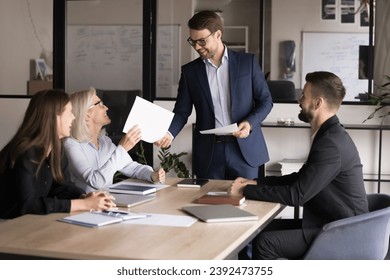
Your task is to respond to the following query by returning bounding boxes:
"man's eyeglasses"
[187,32,215,47]
[89,100,104,108]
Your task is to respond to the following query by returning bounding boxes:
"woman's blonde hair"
[69,87,96,142]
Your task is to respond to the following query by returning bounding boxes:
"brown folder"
[194,194,245,206]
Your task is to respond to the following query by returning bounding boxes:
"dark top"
[243,115,369,242]
[0,147,85,219]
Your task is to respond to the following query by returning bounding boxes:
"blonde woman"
[63,87,165,193]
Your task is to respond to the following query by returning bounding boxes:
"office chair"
[266,80,296,101]
[303,193,390,260]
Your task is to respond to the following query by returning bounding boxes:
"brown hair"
[188,10,224,34]
[305,71,346,109]
[0,89,70,182]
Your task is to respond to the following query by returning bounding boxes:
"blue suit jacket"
[169,49,273,177]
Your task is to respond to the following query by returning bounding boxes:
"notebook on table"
[109,183,157,195]
[181,204,258,223]
[58,210,148,228]
[176,178,209,188]
[195,192,245,206]
[112,193,156,208]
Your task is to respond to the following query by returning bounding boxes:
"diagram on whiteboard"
[301,32,369,101]
[67,25,180,97]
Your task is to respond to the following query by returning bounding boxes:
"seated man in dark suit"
[230,71,369,260]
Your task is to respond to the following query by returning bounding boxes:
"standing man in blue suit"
[155,10,273,180]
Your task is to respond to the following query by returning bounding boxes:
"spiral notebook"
[58,210,148,228]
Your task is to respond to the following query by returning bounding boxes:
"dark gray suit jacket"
[244,115,369,242]
[168,49,273,177]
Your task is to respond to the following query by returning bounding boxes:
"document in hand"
[199,123,238,135]
[58,210,148,228]
[109,183,157,195]
[195,192,245,206]
[182,204,258,223]
[122,96,174,143]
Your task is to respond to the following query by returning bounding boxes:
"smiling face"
[57,101,75,139]
[189,29,222,60]
[87,94,111,128]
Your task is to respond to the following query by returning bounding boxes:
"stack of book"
[194,192,245,206]
[278,158,305,175]
[109,183,157,195]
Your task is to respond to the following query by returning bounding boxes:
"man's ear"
[216,30,223,41]
[315,97,324,109]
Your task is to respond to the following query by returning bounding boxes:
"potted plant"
[364,75,390,123]
[136,142,190,178]
[157,147,190,178]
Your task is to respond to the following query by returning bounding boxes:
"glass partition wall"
[55,0,376,104]
[155,0,262,98]
[262,0,375,103]
[0,0,377,103]
[65,0,143,95]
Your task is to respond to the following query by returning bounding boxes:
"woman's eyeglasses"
[187,32,215,47]
[89,100,104,108]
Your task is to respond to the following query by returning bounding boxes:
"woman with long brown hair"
[0,89,115,219]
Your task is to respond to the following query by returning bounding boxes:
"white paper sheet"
[123,96,174,143]
[124,213,197,227]
[199,123,239,135]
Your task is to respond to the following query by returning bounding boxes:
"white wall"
[373,0,390,87]
[0,98,30,149]
[270,0,370,87]
[0,0,52,95]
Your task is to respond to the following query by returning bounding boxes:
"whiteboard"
[66,25,180,96]
[301,32,369,101]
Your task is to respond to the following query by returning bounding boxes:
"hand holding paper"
[199,123,238,135]
[119,124,141,151]
[123,97,174,143]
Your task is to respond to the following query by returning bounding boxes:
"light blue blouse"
[63,136,154,193]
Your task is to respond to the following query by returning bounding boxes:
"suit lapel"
[228,50,240,115]
[194,58,214,112]
[228,49,238,100]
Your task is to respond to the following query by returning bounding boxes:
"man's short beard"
[298,111,313,123]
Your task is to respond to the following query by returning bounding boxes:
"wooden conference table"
[0,178,284,260]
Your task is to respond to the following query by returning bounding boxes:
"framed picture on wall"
[340,0,355,24]
[35,58,47,80]
[322,0,336,20]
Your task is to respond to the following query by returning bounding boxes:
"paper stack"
[278,158,305,175]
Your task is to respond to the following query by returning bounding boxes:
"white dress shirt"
[204,45,232,128]
[63,136,154,193]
